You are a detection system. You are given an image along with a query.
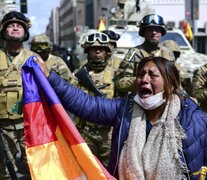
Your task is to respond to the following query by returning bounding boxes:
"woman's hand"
[34,56,50,77]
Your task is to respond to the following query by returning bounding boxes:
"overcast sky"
[17,0,60,38]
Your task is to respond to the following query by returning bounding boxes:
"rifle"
[127,50,138,76]
[75,67,104,97]
[0,131,18,180]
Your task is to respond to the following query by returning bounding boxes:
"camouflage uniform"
[161,40,192,95]
[191,64,207,112]
[0,11,35,179]
[101,30,122,97]
[30,34,74,83]
[73,33,117,167]
[115,14,175,97]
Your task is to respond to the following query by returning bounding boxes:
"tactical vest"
[75,62,116,128]
[108,54,122,72]
[0,49,34,120]
[77,58,118,98]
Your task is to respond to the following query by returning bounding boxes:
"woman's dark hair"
[136,56,181,101]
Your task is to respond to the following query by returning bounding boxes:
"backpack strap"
[0,51,9,70]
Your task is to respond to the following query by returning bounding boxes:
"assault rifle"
[0,132,18,180]
[75,67,104,97]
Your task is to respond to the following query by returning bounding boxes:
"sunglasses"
[86,33,109,43]
[142,14,164,25]
[31,43,50,51]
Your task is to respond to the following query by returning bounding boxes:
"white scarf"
[118,94,186,180]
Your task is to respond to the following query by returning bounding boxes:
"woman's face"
[136,61,164,99]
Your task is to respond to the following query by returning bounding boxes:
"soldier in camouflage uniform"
[116,14,175,97]
[191,65,207,112]
[73,32,116,167]
[30,34,73,83]
[101,30,121,70]
[161,40,192,95]
[0,11,37,179]
[101,30,122,96]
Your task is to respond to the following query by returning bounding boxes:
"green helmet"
[30,34,53,53]
[83,32,111,53]
[0,11,31,41]
[138,14,166,37]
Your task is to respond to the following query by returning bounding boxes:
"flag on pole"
[22,56,116,180]
[98,18,106,31]
[183,21,193,42]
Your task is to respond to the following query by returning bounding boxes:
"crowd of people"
[0,10,207,180]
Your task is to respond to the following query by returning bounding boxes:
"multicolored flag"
[181,20,193,42]
[22,56,115,180]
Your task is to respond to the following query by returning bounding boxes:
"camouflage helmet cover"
[83,32,111,53]
[30,34,53,52]
[161,40,181,53]
[161,40,181,59]
[0,11,31,41]
[138,14,166,37]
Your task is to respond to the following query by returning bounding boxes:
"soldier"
[191,64,207,112]
[30,34,74,83]
[101,30,122,95]
[161,40,192,95]
[73,32,115,167]
[0,11,37,179]
[116,14,175,97]
[101,30,122,71]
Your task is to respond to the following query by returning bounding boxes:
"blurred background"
[0,0,207,72]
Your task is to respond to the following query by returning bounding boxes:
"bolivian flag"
[22,56,115,180]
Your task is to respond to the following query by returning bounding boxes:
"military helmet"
[101,30,120,48]
[30,34,53,53]
[138,14,166,37]
[0,11,31,41]
[83,32,111,53]
[161,40,181,59]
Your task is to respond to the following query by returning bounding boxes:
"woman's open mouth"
[139,88,153,99]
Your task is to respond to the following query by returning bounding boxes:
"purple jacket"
[48,71,207,180]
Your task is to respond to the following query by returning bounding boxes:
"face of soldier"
[6,22,25,40]
[136,61,164,98]
[144,26,162,44]
[88,46,108,61]
[38,49,50,61]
